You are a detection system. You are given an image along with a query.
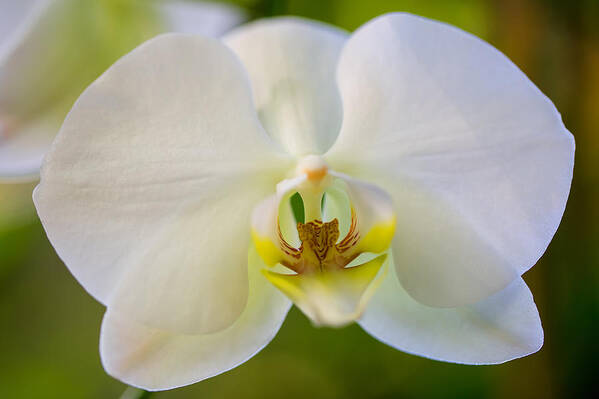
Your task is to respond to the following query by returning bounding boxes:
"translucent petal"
[359,255,543,364]
[34,35,292,334]
[327,13,574,307]
[100,248,291,391]
[224,17,347,156]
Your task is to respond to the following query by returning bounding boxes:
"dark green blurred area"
[1,0,598,398]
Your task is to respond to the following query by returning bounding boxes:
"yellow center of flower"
[251,155,396,327]
[297,219,341,266]
[276,208,362,274]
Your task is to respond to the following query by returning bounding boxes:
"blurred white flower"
[34,14,574,391]
[0,0,245,182]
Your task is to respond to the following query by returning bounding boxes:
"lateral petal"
[328,13,574,307]
[359,256,543,364]
[34,35,292,333]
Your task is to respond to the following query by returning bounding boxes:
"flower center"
[251,155,396,327]
[280,216,360,275]
[297,219,340,264]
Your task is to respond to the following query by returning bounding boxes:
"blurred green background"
[1,0,597,398]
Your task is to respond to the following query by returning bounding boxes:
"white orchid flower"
[34,13,574,391]
[0,0,244,182]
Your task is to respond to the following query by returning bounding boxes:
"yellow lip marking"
[263,253,388,327]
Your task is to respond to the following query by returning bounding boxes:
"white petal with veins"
[224,17,347,156]
[359,255,543,364]
[327,13,574,308]
[101,247,291,391]
[34,34,292,334]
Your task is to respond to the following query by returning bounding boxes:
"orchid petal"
[327,13,574,307]
[100,247,291,391]
[34,34,292,333]
[224,17,347,156]
[251,195,283,267]
[359,256,543,364]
